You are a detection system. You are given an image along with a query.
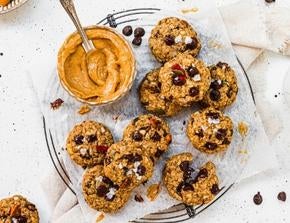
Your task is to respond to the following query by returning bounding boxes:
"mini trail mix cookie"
[66,120,114,168]
[139,68,183,116]
[104,141,154,189]
[158,54,211,107]
[163,153,219,205]
[0,195,39,223]
[187,108,233,154]
[201,62,238,110]
[149,17,201,63]
[123,114,172,160]
[82,165,131,213]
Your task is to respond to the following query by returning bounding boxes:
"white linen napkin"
[41,0,290,222]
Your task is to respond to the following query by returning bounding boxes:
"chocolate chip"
[210,80,222,90]
[134,27,145,37]
[209,89,221,101]
[104,157,111,165]
[105,194,115,201]
[122,166,129,175]
[206,112,220,120]
[222,138,231,145]
[183,183,194,191]
[122,154,135,163]
[217,62,229,69]
[198,168,208,178]
[253,192,263,205]
[74,135,84,145]
[122,25,133,36]
[176,182,184,193]
[151,132,161,141]
[87,134,97,143]
[132,131,143,141]
[11,216,27,223]
[210,184,220,195]
[216,129,227,140]
[113,184,120,190]
[137,165,146,176]
[133,154,143,162]
[154,149,164,158]
[102,176,114,186]
[204,142,217,150]
[195,129,204,138]
[277,191,286,201]
[26,203,36,211]
[189,87,199,97]
[185,37,198,50]
[96,185,109,197]
[132,117,139,125]
[164,35,175,46]
[132,37,142,46]
[134,194,144,202]
[187,66,199,77]
[179,161,190,172]
[172,74,186,86]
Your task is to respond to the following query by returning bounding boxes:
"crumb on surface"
[147,183,161,201]
[181,7,199,14]
[96,212,105,222]
[238,121,249,138]
[78,104,91,115]
[50,98,64,110]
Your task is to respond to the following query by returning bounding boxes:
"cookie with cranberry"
[66,120,114,168]
[104,141,154,190]
[201,62,238,110]
[139,68,183,116]
[186,108,233,154]
[123,114,172,161]
[149,17,201,63]
[158,54,211,107]
[0,195,39,223]
[163,153,219,205]
[82,165,131,213]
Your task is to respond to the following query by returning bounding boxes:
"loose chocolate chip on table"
[187,66,199,77]
[265,0,275,3]
[151,132,161,141]
[87,134,97,143]
[172,74,186,86]
[277,191,287,201]
[209,89,221,101]
[96,185,109,197]
[134,194,144,202]
[134,27,145,37]
[50,98,64,110]
[132,37,142,46]
[164,35,175,46]
[132,131,143,141]
[211,184,220,195]
[185,38,198,50]
[122,25,133,36]
[253,192,263,205]
[189,87,199,97]
[137,165,146,176]
[216,129,227,140]
[204,142,217,150]
[179,161,190,172]
[74,135,84,145]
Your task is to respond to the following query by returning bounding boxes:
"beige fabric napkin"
[42,0,290,222]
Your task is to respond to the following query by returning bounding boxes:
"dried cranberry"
[204,142,217,150]
[171,63,183,71]
[87,134,97,143]
[179,161,190,172]
[198,168,208,178]
[137,165,146,176]
[74,135,84,145]
[209,89,221,101]
[134,27,145,37]
[210,80,222,90]
[96,145,109,153]
[172,74,186,86]
[211,184,220,195]
[122,25,133,36]
[185,38,198,50]
[132,131,143,141]
[189,87,199,97]
[216,129,227,140]
[96,185,109,197]
[164,35,175,46]
[151,132,161,141]
[187,66,199,77]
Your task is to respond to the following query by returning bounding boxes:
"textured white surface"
[0,0,290,223]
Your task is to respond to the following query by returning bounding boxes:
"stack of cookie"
[66,114,171,213]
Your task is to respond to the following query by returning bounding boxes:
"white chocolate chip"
[136,175,142,180]
[95,176,103,182]
[106,188,117,200]
[100,127,105,133]
[133,161,141,169]
[139,130,146,135]
[193,74,201,81]
[217,79,222,85]
[79,148,88,156]
[184,36,193,44]
[201,125,208,131]
[118,163,123,169]
[208,117,220,124]
[175,35,182,43]
[126,170,133,176]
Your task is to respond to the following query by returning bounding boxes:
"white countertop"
[1,0,290,222]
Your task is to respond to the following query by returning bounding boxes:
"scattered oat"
[96,212,105,222]
[78,104,91,115]
[181,7,199,14]
[134,194,144,202]
[147,183,161,201]
[50,98,64,110]
[238,122,249,138]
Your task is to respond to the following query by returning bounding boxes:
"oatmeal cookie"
[149,17,201,63]
[139,68,182,116]
[201,62,238,110]
[186,108,233,154]
[82,165,131,213]
[104,141,154,189]
[158,54,211,107]
[123,114,172,161]
[163,153,219,205]
[0,195,39,223]
[66,120,114,168]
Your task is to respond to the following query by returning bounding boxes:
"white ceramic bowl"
[0,0,29,14]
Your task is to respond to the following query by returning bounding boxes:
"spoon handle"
[59,0,94,52]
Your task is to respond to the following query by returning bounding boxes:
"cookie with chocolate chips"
[139,68,182,116]
[201,62,238,110]
[186,107,234,154]
[82,165,131,213]
[104,141,154,190]
[123,114,172,161]
[0,195,39,223]
[149,17,201,63]
[66,120,114,168]
[158,54,211,107]
[163,153,219,205]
